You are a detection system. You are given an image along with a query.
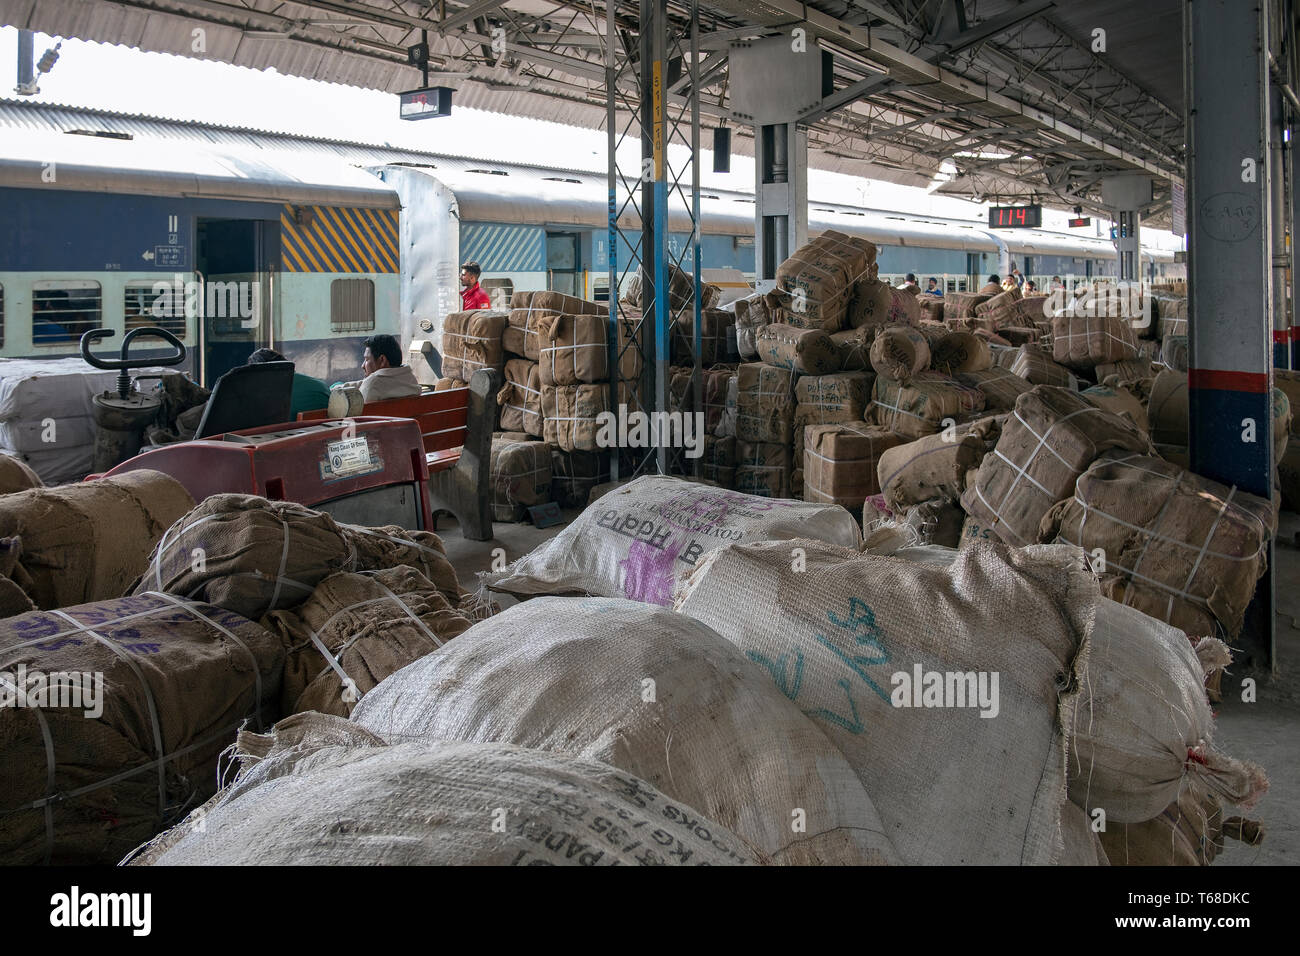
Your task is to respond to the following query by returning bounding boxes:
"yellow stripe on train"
[280,205,400,273]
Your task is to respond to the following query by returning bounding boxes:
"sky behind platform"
[0,26,1182,248]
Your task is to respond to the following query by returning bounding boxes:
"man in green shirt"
[246,348,331,417]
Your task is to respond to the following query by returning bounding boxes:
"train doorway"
[546,232,581,297]
[195,218,276,387]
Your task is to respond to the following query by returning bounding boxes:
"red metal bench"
[298,368,501,540]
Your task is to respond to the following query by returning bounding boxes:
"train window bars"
[330,278,376,333]
[31,280,101,346]
[124,283,188,337]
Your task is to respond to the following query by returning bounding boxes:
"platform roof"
[0,0,1185,224]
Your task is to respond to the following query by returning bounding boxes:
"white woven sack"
[479,475,861,606]
[353,596,898,865]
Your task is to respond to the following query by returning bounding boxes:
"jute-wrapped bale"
[1095,357,1156,383]
[846,278,894,330]
[536,313,606,385]
[542,383,608,452]
[961,386,1149,546]
[129,716,762,867]
[354,597,897,865]
[1081,383,1148,433]
[621,263,715,314]
[918,296,944,323]
[675,539,1098,865]
[1041,453,1274,639]
[735,441,792,498]
[830,326,872,370]
[996,326,1040,347]
[870,371,986,439]
[736,362,796,444]
[1149,368,1290,463]
[0,453,42,495]
[972,286,1022,328]
[774,230,876,331]
[440,310,508,380]
[944,291,991,320]
[803,423,904,508]
[550,448,608,508]
[703,367,736,436]
[877,428,987,510]
[1010,344,1080,389]
[869,326,931,383]
[1100,788,1257,866]
[793,371,873,450]
[702,434,736,469]
[956,366,1034,412]
[1051,313,1140,369]
[1065,597,1265,824]
[514,290,603,315]
[489,435,552,522]
[496,358,542,435]
[886,286,921,326]
[0,593,282,865]
[479,475,860,605]
[672,308,732,365]
[755,323,840,375]
[733,291,777,360]
[265,566,473,718]
[338,523,467,608]
[0,470,194,610]
[1014,295,1049,324]
[930,330,991,374]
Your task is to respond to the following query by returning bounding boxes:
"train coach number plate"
[322,437,381,481]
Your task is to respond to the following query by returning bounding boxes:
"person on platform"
[980,275,1002,294]
[898,272,921,294]
[460,261,492,311]
[924,277,943,296]
[247,348,331,418]
[346,334,421,403]
[1008,265,1025,289]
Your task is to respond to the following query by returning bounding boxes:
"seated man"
[924,277,943,296]
[347,334,421,403]
[247,348,331,418]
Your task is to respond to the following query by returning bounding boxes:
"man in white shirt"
[348,334,421,402]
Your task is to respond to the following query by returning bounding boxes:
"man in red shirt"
[460,261,492,311]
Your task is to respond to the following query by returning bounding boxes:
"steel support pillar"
[1102,175,1152,282]
[1271,87,1291,367]
[1292,124,1300,368]
[755,122,809,291]
[1186,0,1275,669]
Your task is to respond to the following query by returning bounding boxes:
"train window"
[31,280,101,346]
[330,278,376,332]
[481,278,514,310]
[124,283,188,337]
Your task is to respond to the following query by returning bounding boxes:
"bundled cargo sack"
[733,292,777,360]
[264,566,473,718]
[972,286,1022,328]
[0,452,42,495]
[496,358,543,435]
[515,290,604,315]
[918,296,944,324]
[962,386,1148,546]
[830,327,873,371]
[877,427,988,510]
[1096,358,1156,383]
[480,475,860,606]
[489,436,552,522]
[1149,369,1290,464]
[501,323,529,358]
[735,442,792,498]
[550,448,609,508]
[930,331,991,375]
[127,715,762,867]
[756,323,840,375]
[956,365,1034,412]
[943,291,991,320]
[1066,597,1265,824]
[885,287,921,326]
[793,371,873,451]
[774,230,876,331]
[440,310,508,381]
[542,383,609,452]
[1015,295,1049,324]
[703,367,736,436]
[672,308,732,365]
[803,424,904,509]
[870,371,986,439]
[354,597,898,865]
[735,362,796,444]
[0,470,194,610]
[535,313,608,385]
[1051,313,1140,369]
[846,278,894,330]
[1041,453,1273,639]
[1100,788,1261,866]
[700,435,736,488]
[134,496,466,619]
[869,326,931,383]
[996,326,1040,347]
[1010,345,1080,389]
[1081,383,1148,433]
[0,593,282,865]
[675,538,1098,865]
[621,263,715,314]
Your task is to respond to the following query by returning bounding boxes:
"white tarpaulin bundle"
[127,713,763,866]
[675,538,1098,865]
[353,597,898,865]
[479,476,861,606]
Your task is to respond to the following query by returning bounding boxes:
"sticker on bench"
[321,436,383,482]
[528,501,565,528]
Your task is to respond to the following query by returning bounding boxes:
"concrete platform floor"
[435,507,1300,866]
